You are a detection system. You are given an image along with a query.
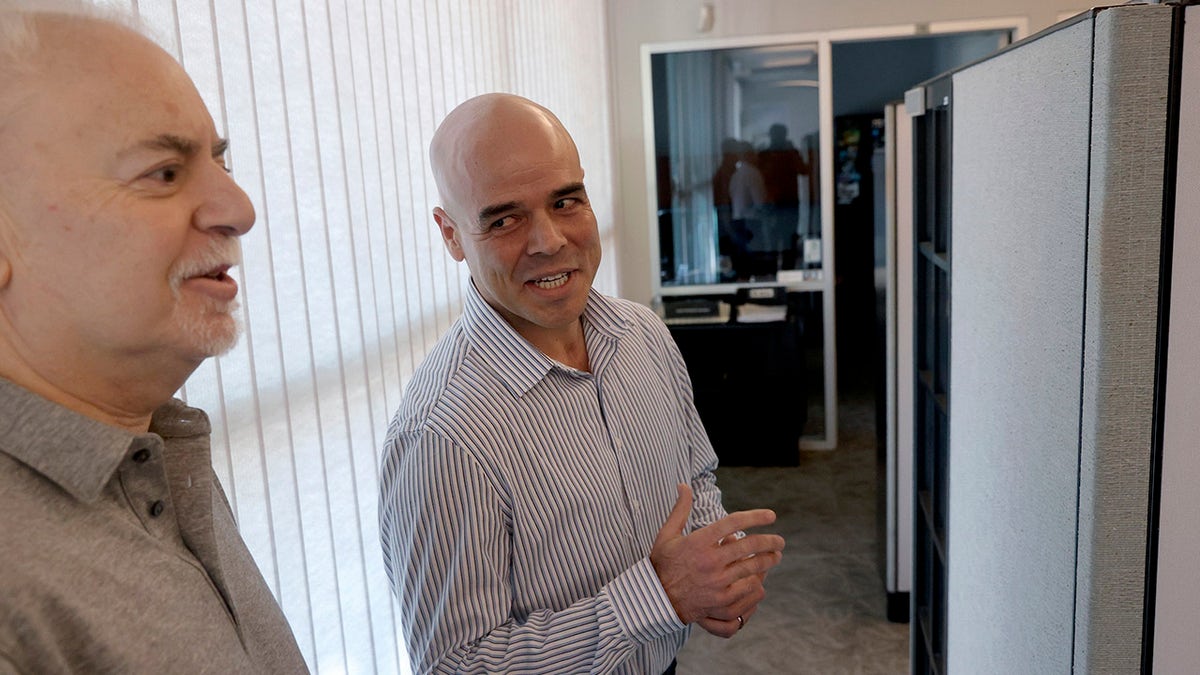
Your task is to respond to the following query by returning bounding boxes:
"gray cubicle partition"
[907,3,1193,672]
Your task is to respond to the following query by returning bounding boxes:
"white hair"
[0,1,147,78]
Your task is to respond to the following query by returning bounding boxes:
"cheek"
[485,238,530,270]
[568,218,602,249]
[33,207,173,293]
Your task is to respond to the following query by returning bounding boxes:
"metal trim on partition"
[1145,5,1195,671]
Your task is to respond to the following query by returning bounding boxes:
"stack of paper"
[735,303,787,323]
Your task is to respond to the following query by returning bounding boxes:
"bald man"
[379,93,786,675]
[0,2,306,672]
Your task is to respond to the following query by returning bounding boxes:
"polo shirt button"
[150,500,165,517]
[132,448,150,463]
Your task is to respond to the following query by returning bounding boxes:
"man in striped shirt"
[379,93,786,674]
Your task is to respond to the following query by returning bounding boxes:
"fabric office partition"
[907,4,1185,672]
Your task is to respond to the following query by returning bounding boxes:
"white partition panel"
[884,100,913,599]
[945,6,1176,672]
[946,19,1093,672]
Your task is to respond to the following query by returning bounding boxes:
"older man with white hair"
[0,2,307,672]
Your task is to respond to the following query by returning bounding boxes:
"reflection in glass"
[651,43,821,288]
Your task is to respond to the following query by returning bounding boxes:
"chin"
[178,309,242,358]
[201,328,241,357]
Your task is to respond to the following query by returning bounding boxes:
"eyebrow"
[475,182,587,224]
[140,134,230,160]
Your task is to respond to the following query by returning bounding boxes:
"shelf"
[918,490,946,563]
[914,74,952,675]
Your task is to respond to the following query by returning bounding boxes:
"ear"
[432,207,466,262]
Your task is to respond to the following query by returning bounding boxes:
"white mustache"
[169,238,243,293]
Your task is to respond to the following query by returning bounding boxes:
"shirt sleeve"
[379,429,684,675]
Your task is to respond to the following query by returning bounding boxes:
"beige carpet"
[675,391,910,674]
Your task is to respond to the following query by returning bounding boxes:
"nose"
[194,164,256,237]
[526,209,568,255]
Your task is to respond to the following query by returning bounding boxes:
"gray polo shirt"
[0,378,309,674]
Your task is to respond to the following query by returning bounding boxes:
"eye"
[489,215,516,231]
[144,164,182,184]
[554,197,579,209]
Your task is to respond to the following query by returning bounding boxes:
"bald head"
[429,93,581,220]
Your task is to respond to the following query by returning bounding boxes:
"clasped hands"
[650,483,786,639]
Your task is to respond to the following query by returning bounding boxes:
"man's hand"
[650,484,785,637]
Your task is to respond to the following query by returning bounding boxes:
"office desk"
[667,310,805,466]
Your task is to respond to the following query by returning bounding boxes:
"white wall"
[606,0,1090,304]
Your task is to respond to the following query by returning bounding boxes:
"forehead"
[8,18,215,154]
[454,119,584,208]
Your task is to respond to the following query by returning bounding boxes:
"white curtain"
[124,1,616,673]
[663,49,719,283]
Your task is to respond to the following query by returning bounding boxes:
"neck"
[549,340,590,372]
[0,349,194,433]
[521,319,590,372]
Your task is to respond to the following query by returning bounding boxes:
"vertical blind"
[124,1,616,672]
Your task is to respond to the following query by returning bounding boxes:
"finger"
[654,483,694,547]
[701,509,778,543]
[692,575,767,629]
[740,606,758,623]
[722,533,786,560]
[731,549,784,578]
[697,615,739,639]
[717,529,746,547]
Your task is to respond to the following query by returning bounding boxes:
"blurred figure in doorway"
[712,138,746,281]
[758,123,810,267]
[728,140,767,279]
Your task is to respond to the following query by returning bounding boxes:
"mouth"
[170,238,244,304]
[174,262,240,303]
[530,271,570,290]
[175,261,236,286]
[194,264,232,282]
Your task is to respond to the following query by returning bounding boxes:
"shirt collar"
[0,377,208,504]
[460,280,632,396]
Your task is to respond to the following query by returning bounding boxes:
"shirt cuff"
[604,557,686,645]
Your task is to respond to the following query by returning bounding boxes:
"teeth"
[533,272,569,289]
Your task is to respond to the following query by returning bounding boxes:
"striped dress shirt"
[379,284,727,674]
